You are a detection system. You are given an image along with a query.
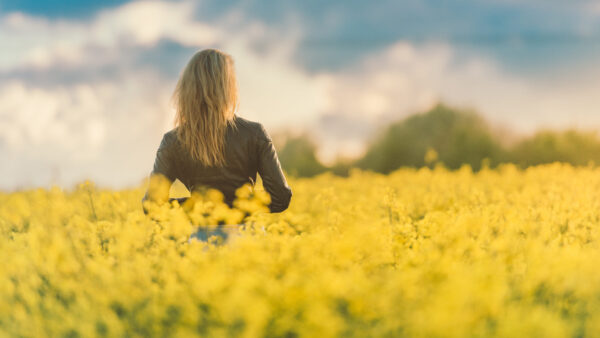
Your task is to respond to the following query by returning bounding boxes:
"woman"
[142,48,292,218]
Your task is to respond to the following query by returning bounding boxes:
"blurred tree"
[277,135,327,177]
[357,104,505,173]
[510,130,600,167]
[273,105,600,177]
[329,157,354,177]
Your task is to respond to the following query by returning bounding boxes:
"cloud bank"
[1,0,600,189]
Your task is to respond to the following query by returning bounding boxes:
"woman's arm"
[256,124,292,212]
[142,133,177,214]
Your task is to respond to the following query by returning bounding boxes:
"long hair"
[172,49,238,167]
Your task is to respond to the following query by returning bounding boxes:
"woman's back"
[147,115,292,212]
[142,48,291,214]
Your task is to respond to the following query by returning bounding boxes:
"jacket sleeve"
[256,124,292,212]
[142,134,177,214]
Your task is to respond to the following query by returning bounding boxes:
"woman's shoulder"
[233,115,269,140]
[158,128,180,149]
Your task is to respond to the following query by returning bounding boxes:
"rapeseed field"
[1,163,600,337]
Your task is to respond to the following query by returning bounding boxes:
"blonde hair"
[172,49,238,167]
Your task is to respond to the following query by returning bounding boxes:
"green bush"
[510,130,600,167]
[273,104,600,177]
[277,135,327,177]
[357,104,505,172]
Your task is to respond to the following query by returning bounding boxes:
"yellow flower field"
[1,163,600,337]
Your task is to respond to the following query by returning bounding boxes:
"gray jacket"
[143,115,292,213]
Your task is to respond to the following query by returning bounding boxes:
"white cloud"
[91,0,221,47]
[0,71,175,189]
[0,0,220,71]
[224,33,328,129]
[318,43,450,121]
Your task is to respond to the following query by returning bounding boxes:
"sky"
[1,0,600,190]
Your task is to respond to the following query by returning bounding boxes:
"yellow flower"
[1,164,599,337]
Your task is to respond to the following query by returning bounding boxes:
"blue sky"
[4,0,600,72]
[1,0,600,189]
[0,0,130,18]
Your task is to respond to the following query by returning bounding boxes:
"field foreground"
[2,164,600,337]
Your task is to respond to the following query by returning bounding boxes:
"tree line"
[276,104,600,177]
